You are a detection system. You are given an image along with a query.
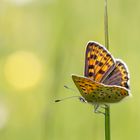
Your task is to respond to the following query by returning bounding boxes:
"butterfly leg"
[94,104,105,115]
[100,104,108,109]
[99,104,110,116]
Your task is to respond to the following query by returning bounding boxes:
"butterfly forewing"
[84,42,116,83]
[72,75,129,103]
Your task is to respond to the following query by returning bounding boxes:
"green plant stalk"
[104,0,111,140]
[105,106,110,140]
[104,0,109,50]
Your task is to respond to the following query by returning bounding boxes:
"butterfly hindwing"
[84,42,116,83]
[103,59,130,89]
[72,75,129,103]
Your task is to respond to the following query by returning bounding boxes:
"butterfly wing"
[72,75,129,103]
[103,59,130,89]
[84,42,116,83]
[72,41,130,104]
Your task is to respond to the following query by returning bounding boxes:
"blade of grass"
[104,0,111,140]
[104,0,109,50]
[105,105,110,140]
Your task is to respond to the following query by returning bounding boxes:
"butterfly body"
[72,41,130,105]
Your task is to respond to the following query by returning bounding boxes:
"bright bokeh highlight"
[5,0,33,6]
[4,51,43,90]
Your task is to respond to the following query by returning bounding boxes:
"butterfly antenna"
[64,85,78,94]
[55,96,80,103]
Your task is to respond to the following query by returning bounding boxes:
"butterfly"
[72,41,130,113]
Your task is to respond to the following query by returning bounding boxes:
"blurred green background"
[0,0,139,140]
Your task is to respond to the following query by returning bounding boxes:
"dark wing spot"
[124,76,129,80]
[106,88,110,91]
[98,62,103,66]
[90,54,93,58]
[118,63,122,66]
[106,54,110,57]
[123,71,128,74]
[93,54,97,59]
[79,84,85,87]
[123,82,129,89]
[123,92,127,96]
[106,63,111,67]
[109,88,113,92]
[81,88,86,91]
[100,93,104,96]
[100,53,103,56]
[89,72,93,77]
[99,69,105,74]
[90,88,94,91]
[88,65,94,69]
[100,91,104,94]
[95,61,99,65]
[88,42,94,46]
[96,89,100,92]
[88,84,93,87]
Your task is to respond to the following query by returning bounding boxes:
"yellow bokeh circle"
[4,51,43,90]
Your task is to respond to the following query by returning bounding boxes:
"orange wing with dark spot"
[84,42,116,82]
[72,75,129,103]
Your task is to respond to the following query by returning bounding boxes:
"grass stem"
[104,0,109,50]
[105,105,111,140]
[104,0,111,140]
